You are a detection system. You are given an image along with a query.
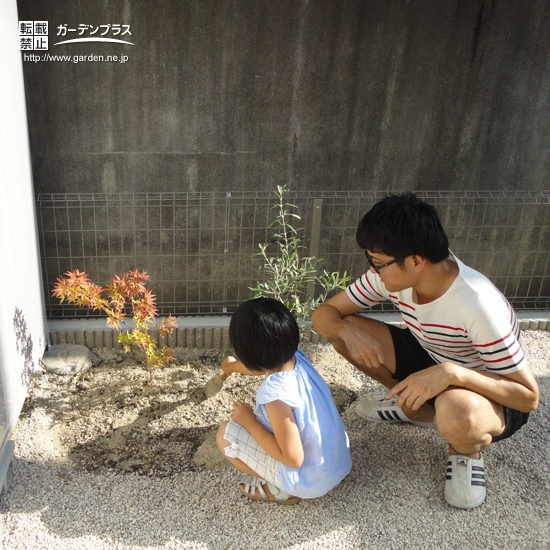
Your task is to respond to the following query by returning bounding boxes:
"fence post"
[307,199,323,300]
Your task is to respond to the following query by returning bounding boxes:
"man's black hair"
[356,192,449,264]
[229,298,299,372]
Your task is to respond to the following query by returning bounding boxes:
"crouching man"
[311,192,539,509]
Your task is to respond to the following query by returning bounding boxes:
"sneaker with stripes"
[354,397,435,428]
[445,453,486,509]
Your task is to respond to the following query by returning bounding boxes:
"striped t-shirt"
[346,254,525,375]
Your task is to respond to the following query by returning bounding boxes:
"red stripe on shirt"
[474,328,514,348]
[391,297,415,311]
[352,282,372,302]
[364,276,385,299]
[405,321,471,345]
[417,322,467,333]
[480,345,523,364]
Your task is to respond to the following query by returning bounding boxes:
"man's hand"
[340,316,387,369]
[386,363,455,410]
[230,400,257,429]
[311,297,390,370]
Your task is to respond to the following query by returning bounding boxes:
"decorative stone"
[39,344,94,375]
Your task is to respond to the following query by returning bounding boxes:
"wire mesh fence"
[36,190,550,318]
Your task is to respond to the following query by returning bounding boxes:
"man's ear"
[410,255,426,271]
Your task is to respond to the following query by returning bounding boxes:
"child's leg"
[216,420,298,503]
[216,420,282,486]
[216,421,263,477]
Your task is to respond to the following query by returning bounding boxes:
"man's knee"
[434,389,495,447]
[435,389,480,427]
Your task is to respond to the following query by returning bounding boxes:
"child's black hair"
[229,298,300,372]
[356,192,449,264]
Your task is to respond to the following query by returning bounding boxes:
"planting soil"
[20,344,368,478]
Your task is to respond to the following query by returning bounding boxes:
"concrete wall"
[18,0,550,194]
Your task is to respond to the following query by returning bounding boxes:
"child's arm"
[221,356,264,377]
[231,400,304,469]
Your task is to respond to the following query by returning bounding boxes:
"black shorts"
[387,324,529,443]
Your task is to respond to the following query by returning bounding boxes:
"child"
[216,297,352,505]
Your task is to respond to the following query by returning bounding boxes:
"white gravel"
[1,330,550,550]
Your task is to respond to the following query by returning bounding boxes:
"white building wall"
[0,0,48,489]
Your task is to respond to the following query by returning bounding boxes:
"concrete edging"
[47,312,550,352]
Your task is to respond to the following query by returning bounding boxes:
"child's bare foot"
[238,475,300,505]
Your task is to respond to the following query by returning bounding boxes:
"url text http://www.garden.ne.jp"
[23,52,129,64]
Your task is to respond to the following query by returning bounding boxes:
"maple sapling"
[52,269,177,387]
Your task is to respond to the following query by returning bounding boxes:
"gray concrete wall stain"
[18,0,550,194]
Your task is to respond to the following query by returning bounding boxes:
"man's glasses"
[364,251,409,273]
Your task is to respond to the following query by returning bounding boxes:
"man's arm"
[311,291,388,369]
[387,361,539,413]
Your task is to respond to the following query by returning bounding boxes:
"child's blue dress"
[254,349,352,498]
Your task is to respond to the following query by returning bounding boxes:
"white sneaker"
[355,397,434,428]
[445,454,486,509]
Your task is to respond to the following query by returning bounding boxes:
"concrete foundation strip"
[47,314,550,351]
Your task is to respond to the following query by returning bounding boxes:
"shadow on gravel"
[19,345,362,478]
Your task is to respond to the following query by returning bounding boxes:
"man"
[311,192,539,509]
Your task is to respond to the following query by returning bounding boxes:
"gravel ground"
[1,330,549,550]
